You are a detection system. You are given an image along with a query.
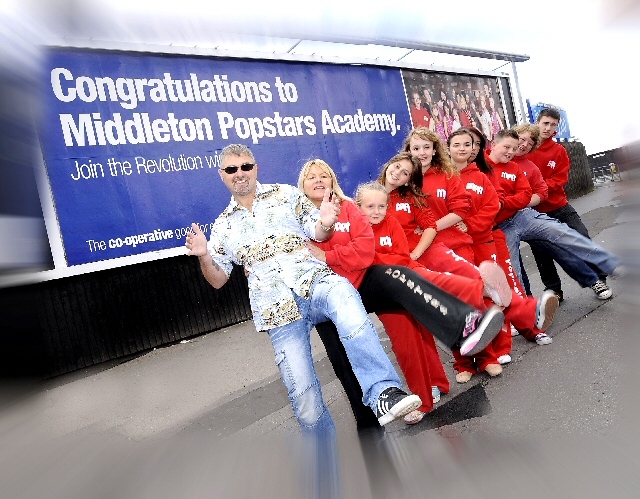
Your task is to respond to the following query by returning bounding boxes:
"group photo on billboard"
[402,69,513,143]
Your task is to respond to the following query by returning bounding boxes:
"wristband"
[320,220,335,232]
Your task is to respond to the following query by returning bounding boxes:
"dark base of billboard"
[0,257,251,380]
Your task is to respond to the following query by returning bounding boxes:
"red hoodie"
[512,155,549,203]
[458,162,500,243]
[314,199,375,288]
[484,151,532,225]
[526,134,569,212]
[370,213,421,269]
[410,105,432,129]
[421,167,473,251]
[387,189,437,250]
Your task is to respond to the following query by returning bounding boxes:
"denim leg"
[520,208,620,276]
[268,317,336,437]
[528,238,598,287]
[548,204,590,238]
[308,274,402,410]
[548,204,608,281]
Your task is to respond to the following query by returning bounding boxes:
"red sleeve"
[486,169,506,207]
[415,200,437,230]
[324,201,375,271]
[445,175,472,218]
[464,179,500,234]
[528,164,549,203]
[503,168,532,212]
[373,216,413,267]
[543,147,570,193]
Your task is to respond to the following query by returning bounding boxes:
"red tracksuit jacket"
[459,163,500,244]
[370,213,420,268]
[512,155,549,204]
[484,151,532,225]
[314,199,374,289]
[386,189,437,249]
[526,134,569,212]
[421,167,473,251]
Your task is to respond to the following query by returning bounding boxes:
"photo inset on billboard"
[402,70,510,142]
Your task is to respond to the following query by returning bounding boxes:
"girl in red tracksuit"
[372,152,553,385]
[377,149,481,281]
[449,129,501,265]
[354,180,498,422]
[446,127,504,377]
[402,126,476,264]
[448,128,547,373]
[449,127,546,370]
[300,159,453,425]
[373,153,509,313]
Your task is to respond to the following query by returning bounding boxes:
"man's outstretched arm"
[186,223,229,289]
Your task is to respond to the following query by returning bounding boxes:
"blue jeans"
[530,204,608,292]
[268,273,401,436]
[498,208,619,288]
[526,239,596,288]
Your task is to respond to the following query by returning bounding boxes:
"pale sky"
[5,0,640,154]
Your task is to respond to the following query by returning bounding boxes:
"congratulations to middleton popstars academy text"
[52,69,400,147]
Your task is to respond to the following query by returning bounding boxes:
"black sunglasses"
[220,163,255,175]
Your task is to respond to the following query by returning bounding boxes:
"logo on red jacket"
[436,188,447,198]
[334,222,350,233]
[547,160,556,169]
[465,182,483,195]
[395,202,411,213]
[501,172,516,181]
[379,236,392,247]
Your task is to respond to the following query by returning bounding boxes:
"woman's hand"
[455,221,468,233]
[319,189,341,229]
[306,242,327,262]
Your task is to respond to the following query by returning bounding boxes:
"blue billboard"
[38,48,412,266]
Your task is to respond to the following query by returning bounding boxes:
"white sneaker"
[591,280,612,300]
[460,306,505,356]
[535,333,553,345]
[479,261,512,307]
[535,290,560,330]
[497,354,512,365]
[375,387,422,426]
[510,324,519,337]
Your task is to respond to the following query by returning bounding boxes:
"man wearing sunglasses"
[186,144,421,435]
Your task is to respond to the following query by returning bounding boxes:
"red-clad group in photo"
[298,107,620,429]
[408,81,505,145]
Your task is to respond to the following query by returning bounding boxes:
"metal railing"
[591,164,622,183]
